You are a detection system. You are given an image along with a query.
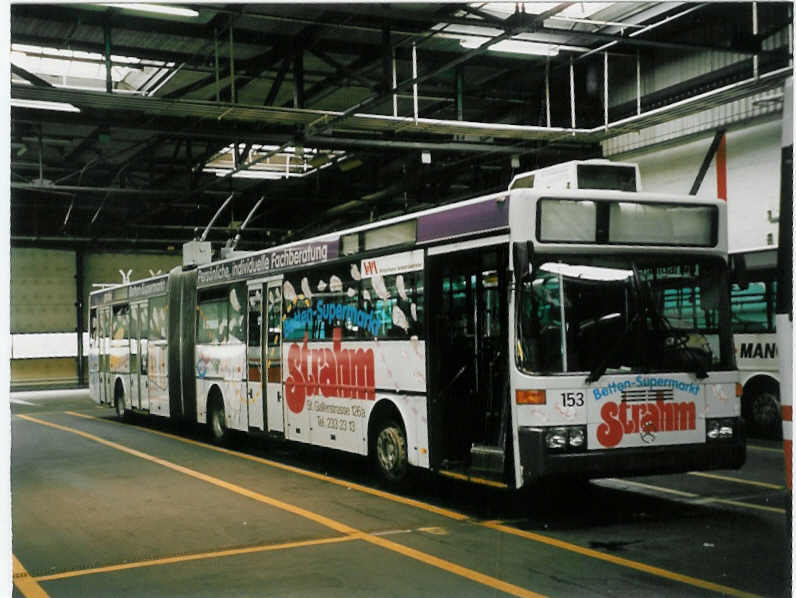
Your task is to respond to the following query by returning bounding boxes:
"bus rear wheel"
[208,397,228,445]
[114,381,127,420]
[750,391,782,439]
[373,419,408,486]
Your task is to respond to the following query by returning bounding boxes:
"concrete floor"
[10,390,792,597]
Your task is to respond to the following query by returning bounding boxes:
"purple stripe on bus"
[417,198,509,243]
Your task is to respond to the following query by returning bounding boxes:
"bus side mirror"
[512,241,533,286]
[730,254,749,290]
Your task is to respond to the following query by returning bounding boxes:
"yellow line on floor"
[480,521,762,598]
[65,411,469,522]
[13,554,49,598]
[688,471,784,490]
[700,498,786,514]
[18,414,543,598]
[747,444,783,454]
[35,536,358,582]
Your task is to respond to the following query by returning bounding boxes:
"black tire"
[114,383,127,420]
[373,419,408,486]
[749,391,782,439]
[208,397,228,445]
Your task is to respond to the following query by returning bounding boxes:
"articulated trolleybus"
[89,159,744,488]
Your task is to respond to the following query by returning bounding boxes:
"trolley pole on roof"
[228,195,264,251]
[200,192,235,242]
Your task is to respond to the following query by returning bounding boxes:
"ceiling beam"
[11,182,231,196]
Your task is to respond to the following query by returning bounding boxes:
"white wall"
[616,118,782,253]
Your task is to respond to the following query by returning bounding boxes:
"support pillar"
[455,67,464,121]
[104,17,112,93]
[75,249,85,386]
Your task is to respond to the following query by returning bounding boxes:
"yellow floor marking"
[480,521,762,598]
[747,444,784,454]
[700,498,786,515]
[439,469,509,489]
[65,411,469,522]
[13,554,50,598]
[35,536,357,582]
[19,414,543,598]
[688,471,785,490]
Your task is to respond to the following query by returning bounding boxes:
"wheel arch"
[206,383,225,412]
[367,398,407,455]
[742,373,780,399]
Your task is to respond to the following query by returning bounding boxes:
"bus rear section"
[508,183,745,486]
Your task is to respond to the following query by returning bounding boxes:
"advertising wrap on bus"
[283,331,427,452]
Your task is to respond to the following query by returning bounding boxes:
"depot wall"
[10,247,180,389]
[606,118,783,253]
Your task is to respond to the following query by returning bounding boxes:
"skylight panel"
[10,43,173,93]
[203,144,349,180]
[468,2,617,20]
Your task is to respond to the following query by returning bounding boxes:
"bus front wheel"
[373,420,408,486]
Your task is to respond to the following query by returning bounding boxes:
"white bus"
[775,78,792,498]
[730,247,781,438]
[89,159,745,489]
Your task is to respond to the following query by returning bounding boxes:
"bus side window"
[228,284,246,344]
[148,296,168,340]
[731,281,775,333]
[112,304,130,341]
[197,298,228,344]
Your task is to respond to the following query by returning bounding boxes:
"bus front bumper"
[517,421,746,482]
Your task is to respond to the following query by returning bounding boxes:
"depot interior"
[8,2,792,415]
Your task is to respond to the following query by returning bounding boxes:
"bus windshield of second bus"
[517,255,732,380]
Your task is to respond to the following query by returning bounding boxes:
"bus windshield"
[516,255,733,377]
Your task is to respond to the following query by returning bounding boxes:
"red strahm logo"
[596,400,696,448]
[285,328,375,414]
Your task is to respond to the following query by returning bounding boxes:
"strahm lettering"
[596,399,696,448]
[285,328,375,414]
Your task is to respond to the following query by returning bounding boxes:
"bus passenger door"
[247,284,264,430]
[428,246,509,472]
[265,280,284,434]
[130,303,141,409]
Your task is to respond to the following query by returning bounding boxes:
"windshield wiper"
[633,264,709,380]
[585,312,639,384]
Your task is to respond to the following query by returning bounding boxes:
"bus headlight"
[544,426,587,451]
[568,426,586,449]
[545,427,568,450]
[706,418,735,440]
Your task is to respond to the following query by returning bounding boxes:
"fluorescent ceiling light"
[459,37,559,57]
[11,99,81,113]
[473,2,615,20]
[99,3,199,18]
[206,169,286,180]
